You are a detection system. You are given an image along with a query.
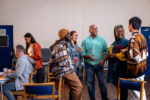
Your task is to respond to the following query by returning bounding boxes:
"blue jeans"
[85,62,109,100]
[2,81,16,100]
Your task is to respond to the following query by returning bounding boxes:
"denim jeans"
[85,62,109,100]
[2,81,16,100]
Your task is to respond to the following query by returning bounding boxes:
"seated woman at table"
[0,45,34,100]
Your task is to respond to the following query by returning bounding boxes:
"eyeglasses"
[116,30,124,33]
[115,25,123,29]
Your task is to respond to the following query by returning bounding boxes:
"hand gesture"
[76,48,82,53]
[89,55,95,61]
[99,60,105,66]
[121,49,127,54]
[110,54,116,58]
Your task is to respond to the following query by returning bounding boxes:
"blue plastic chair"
[12,58,17,69]
[23,82,55,100]
[12,72,36,98]
[115,78,146,100]
[48,59,55,82]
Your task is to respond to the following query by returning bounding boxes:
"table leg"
[1,83,3,100]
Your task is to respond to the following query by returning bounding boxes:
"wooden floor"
[1,76,150,100]
[61,76,150,100]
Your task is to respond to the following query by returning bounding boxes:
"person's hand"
[1,72,7,77]
[121,49,127,54]
[99,60,105,66]
[83,55,95,60]
[76,48,82,53]
[110,54,116,58]
[105,54,110,59]
[89,55,95,61]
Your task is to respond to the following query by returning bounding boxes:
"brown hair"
[69,31,77,48]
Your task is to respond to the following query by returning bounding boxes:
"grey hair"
[16,45,25,53]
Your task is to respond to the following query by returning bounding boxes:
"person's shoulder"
[84,36,90,41]
[111,41,116,45]
[97,35,103,39]
[18,55,28,64]
[97,35,106,42]
[67,42,71,47]
[59,41,67,46]
[138,33,147,42]
[75,43,79,47]
[122,38,129,43]
[55,41,67,50]
[82,37,89,44]
[139,33,146,39]
[33,43,41,48]
[131,33,144,41]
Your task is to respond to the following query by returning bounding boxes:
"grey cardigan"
[7,55,34,91]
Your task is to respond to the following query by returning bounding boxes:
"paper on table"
[0,77,5,80]
[0,72,4,77]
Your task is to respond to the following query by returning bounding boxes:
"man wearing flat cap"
[50,28,82,100]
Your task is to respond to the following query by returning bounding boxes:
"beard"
[91,32,97,37]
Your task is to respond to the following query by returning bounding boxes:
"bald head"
[89,24,98,38]
[89,24,97,29]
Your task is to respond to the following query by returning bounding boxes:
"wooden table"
[0,72,9,100]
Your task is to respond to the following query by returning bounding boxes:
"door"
[141,27,150,76]
[0,25,13,71]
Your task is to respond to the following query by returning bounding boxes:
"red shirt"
[28,43,43,70]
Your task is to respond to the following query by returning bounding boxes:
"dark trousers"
[35,68,44,83]
[85,62,109,100]
[120,88,128,100]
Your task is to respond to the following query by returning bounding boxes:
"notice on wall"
[0,36,8,47]
[0,29,6,36]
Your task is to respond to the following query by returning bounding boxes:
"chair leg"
[117,79,121,99]
[140,82,144,100]
[62,78,65,86]
[83,68,85,81]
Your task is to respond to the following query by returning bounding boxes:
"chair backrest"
[23,82,55,100]
[48,74,62,99]
[48,59,53,73]
[29,72,36,83]
[12,58,17,69]
[41,48,51,62]
[119,79,141,91]
[58,76,62,97]
[117,78,146,100]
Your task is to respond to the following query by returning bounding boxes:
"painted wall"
[0,0,150,48]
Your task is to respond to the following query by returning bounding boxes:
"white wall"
[0,0,150,48]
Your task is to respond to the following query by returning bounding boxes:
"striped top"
[51,41,75,79]
[127,32,148,78]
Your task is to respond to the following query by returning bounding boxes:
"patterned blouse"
[51,41,75,79]
[127,32,148,78]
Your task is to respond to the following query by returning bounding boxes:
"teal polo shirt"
[81,35,108,65]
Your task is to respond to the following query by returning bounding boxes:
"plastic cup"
[74,57,78,62]
[8,69,12,72]
[3,68,8,72]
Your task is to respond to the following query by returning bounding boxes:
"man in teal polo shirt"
[81,25,109,100]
